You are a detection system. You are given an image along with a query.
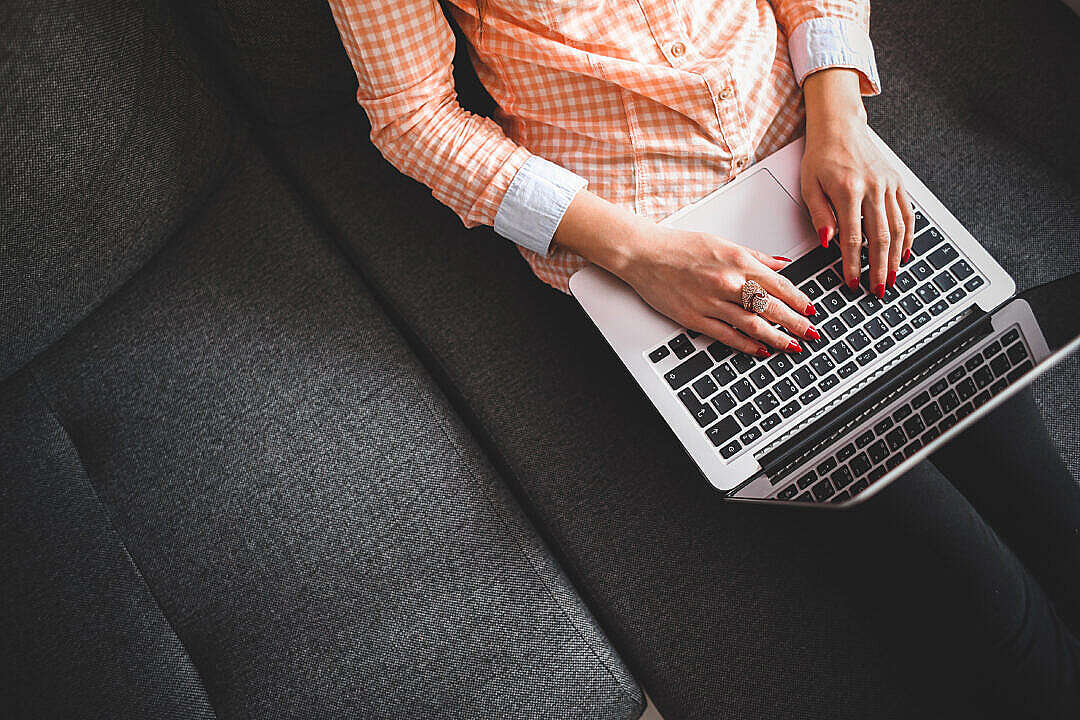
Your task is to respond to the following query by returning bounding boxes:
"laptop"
[570,130,1080,507]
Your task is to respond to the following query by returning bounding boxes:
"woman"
[328,0,1079,714]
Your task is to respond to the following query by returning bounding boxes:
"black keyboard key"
[910,259,933,281]
[760,413,781,432]
[855,430,875,448]
[972,390,991,408]
[841,307,865,327]
[965,355,982,371]
[818,268,843,290]
[731,353,755,373]
[837,443,857,462]
[821,291,846,315]
[991,379,1008,395]
[858,296,883,317]
[720,440,741,458]
[774,378,798,401]
[711,363,736,386]
[850,452,872,477]
[800,279,823,300]
[712,391,736,414]
[649,345,670,362]
[864,317,888,339]
[830,491,851,504]
[840,280,862,302]
[874,336,896,353]
[665,351,713,389]
[955,401,974,420]
[828,341,853,363]
[749,366,774,389]
[823,318,847,340]
[692,375,718,399]
[1007,360,1033,383]
[982,340,1002,359]
[867,439,889,465]
[678,388,718,427]
[706,341,733,362]
[989,354,1011,377]
[939,389,959,413]
[910,312,931,329]
[847,329,870,351]
[913,211,929,234]
[956,377,976,401]
[899,295,924,316]
[893,404,913,422]
[797,470,818,489]
[1001,328,1020,345]
[940,414,957,431]
[873,417,894,435]
[885,455,904,471]
[929,300,949,316]
[916,284,941,304]
[767,353,794,377]
[912,227,944,256]
[933,272,957,291]
[882,285,901,304]
[740,427,763,444]
[778,243,842,285]
[1006,342,1028,365]
[804,333,829,353]
[972,366,993,389]
[893,324,913,341]
[895,271,916,293]
[735,403,761,427]
[927,244,959,270]
[837,361,858,379]
[810,355,835,376]
[832,465,855,489]
[964,276,984,292]
[793,367,815,388]
[885,426,907,451]
[799,387,821,404]
[778,483,799,501]
[812,478,836,502]
[817,457,838,475]
[867,466,886,483]
[930,378,949,395]
[923,426,941,443]
[882,306,906,327]
[669,333,694,358]
[755,390,780,413]
[731,378,755,401]
[850,478,870,495]
[856,349,876,366]
[818,374,840,392]
[706,417,740,446]
[686,330,701,339]
[947,367,966,384]
[912,390,931,408]
[903,439,923,458]
[903,414,925,437]
[921,401,943,426]
[950,259,974,280]
[780,400,800,418]
[946,288,966,304]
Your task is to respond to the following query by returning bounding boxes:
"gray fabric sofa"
[1,1,1077,719]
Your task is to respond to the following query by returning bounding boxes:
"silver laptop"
[570,130,1079,507]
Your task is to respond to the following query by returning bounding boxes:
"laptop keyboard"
[647,209,987,461]
[770,325,1033,504]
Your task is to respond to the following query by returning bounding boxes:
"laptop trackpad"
[663,169,817,260]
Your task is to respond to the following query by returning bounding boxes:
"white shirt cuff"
[788,17,880,94]
[493,155,588,257]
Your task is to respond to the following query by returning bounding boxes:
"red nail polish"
[805,303,817,316]
[772,255,792,262]
[787,340,803,353]
[756,347,771,358]
[818,227,830,248]
[804,325,820,341]
[902,248,911,264]
[847,278,859,291]
[887,270,897,288]
[874,283,885,298]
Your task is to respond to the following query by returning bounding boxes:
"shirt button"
[719,87,734,101]
[735,158,746,169]
[670,41,686,58]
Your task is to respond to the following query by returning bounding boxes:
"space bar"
[779,243,842,285]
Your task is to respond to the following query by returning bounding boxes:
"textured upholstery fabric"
[0,0,238,382]
[13,139,643,720]
[251,0,1079,717]
[0,374,217,720]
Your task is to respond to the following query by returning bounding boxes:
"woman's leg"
[929,388,1080,632]
[854,459,1080,717]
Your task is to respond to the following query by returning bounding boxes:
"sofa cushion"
[0,0,238,382]
[8,138,643,719]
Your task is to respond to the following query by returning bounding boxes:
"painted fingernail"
[902,247,911,263]
[847,278,859,291]
[818,227,830,248]
[804,325,820,341]
[787,340,803,353]
[756,347,771,358]
[874,283,885,298]
[887,270,897,288]
[773,255,792,262]
[805,303,817,316]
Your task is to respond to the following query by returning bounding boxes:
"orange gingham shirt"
[328,1,879,293]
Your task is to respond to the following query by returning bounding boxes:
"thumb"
[804,178,836,248]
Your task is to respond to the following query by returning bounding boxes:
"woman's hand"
[801,69,914,297]
[553,191,818,356]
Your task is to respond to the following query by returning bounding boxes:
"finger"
[748,263,816,317]
[884,191,906,286]
[835,189,864,291]
[692,315,770,358]
[744,246,792,271]
[803,176,836,248]
[759,290,818,344]
[712,301,802,353]
[898,187,915,265]
[862,191,890,298]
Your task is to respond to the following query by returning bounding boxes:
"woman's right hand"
[618,224,819,356]
[553,189,820,357]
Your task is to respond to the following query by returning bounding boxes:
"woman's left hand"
[800,68,914,297]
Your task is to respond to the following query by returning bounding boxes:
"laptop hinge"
[741,305,993,488]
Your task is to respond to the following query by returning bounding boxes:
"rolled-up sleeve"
[769,1,880,95]
[327,0,586,256]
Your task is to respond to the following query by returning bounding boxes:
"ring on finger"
[740,279,770,315]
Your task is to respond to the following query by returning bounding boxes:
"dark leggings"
[859,387,1080,716]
